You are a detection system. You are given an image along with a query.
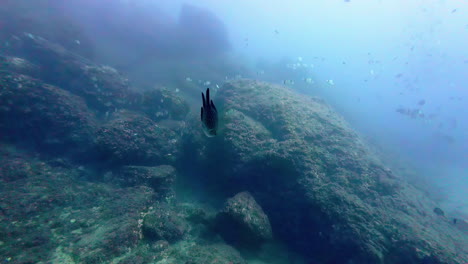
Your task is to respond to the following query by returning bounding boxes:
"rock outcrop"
[215,191,273,248]
[0,71,98,159]
[185,79,468,264]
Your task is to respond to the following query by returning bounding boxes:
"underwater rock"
[142,203,189,243]
[185,79,468,264]
[4,33,139,113]
[215,191,273,248]
[0,148,155,263]
[0,0,94,59]
[79,65,140,113]
[3,33,191,120]
[114,165,176,199]
[73,216,143,263]
[0,55,41,78]
[0,72,97,160]
[96,111,179,166]
[140,88,190,121]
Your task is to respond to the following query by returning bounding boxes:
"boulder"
[0,55,41,78]
[3,33,190,121]
[4,33,138,113]
[215,191,272,248]
[185,79,468,264]
[140,88,190,122]
[96,111,180,165]
[0,72,97,159]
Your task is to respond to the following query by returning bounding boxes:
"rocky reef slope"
[184,80,468,264]
[0,31,466,264]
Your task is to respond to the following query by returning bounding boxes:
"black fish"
[201,88,218,137]
[433,207,445,216]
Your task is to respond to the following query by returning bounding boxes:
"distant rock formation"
[0,0,94,59]
[178,4,231,57]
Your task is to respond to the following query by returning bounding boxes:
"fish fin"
[211,100,217,112]
[202,92,206,108]
[206,88,210,105]
[201,107,203,121]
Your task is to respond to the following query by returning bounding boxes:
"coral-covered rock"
[4,33,191,121]
[183,79,468,264]
[78,65,139,113]
[215,191,272,248]
[0,0,94,59]
[0,55,41,78]
[96,111,180,165]
[140,88,190,121]
[0,72,97,159]
[0,148,155,263]
[4,33,138,113]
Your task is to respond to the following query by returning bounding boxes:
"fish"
[418,99,426,106]
[433,207,445,216]
[201,88,218,137]
[453,218,468,232]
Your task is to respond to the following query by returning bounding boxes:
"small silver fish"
[201,88,218,137]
